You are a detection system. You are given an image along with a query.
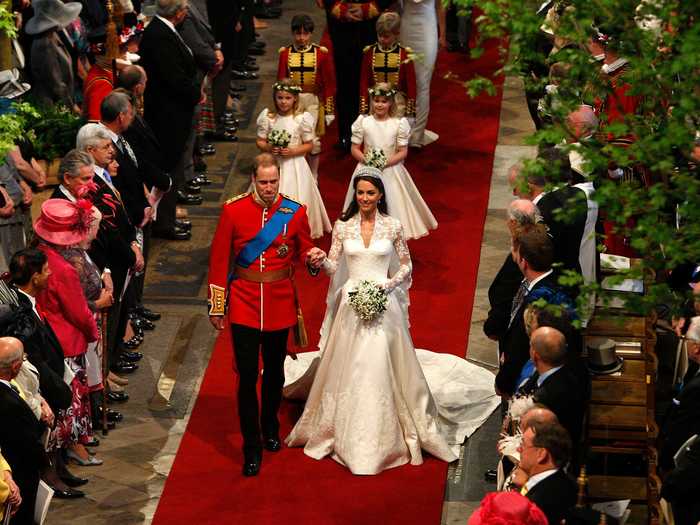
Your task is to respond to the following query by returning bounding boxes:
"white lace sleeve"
[256,108,271,139]
[350,114,366,145]
[396,117,411,147]
[322,220,344,275]
[300,112,315,142]
[385,219,412,293]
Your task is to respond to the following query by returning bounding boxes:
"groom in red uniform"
[208,153,325,476]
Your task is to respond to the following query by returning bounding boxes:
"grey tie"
[509,280,529,327]
[118,136,138,168]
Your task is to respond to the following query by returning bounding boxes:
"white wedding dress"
[343,115,437,240]
[256,109,331,238]
[284,213,500,475]
[401,0,440,147]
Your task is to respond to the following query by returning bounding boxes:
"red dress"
[208,193,315,331]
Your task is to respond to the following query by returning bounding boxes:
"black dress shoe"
[177,191,203,205]
[175,218,192,230]
[152,226,192,241]
[52,486,85,499]
[484,469,498,483]
[242,451,262,477]
[120,350,143,362]
[247,46,265,56]
[92,419,116,430]
[263,436,281,452]
[111,361,138,374]
[185,181,202,194]
[106,390,130,403]
[123,337,142,350]
[107,409,123,422]
[60,472,89,487]
[250,40,266,49]
[193,174,212,186]
[231,69,259,80]
[136,306,162,321]
[243,61,260,72]
[210,130,239,142]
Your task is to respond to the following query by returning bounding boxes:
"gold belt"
[234,265,293,283]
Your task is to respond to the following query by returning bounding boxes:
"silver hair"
[507,199,542,225]
[0,337,23,369]
[76,123,112,152]
[58,149,94,183]
[686,316,700,342]
[156,0,187,18]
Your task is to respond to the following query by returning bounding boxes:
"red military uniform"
[83,63,114,122]
[277,43,336,119]
[594,62,641,144]
[208,192,315,331]
[359,42,416,116]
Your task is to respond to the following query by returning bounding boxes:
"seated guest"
[661,435,700,525]
[467,491,547,525]
[518,420,577,525]
[0,337,46,525]
[661,316,700,471]
[0,449,21,522]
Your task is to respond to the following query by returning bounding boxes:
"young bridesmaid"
[343,82,437,240]
[256,79,331,239]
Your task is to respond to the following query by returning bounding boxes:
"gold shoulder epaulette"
[278,46,286,53]
[280,193,302,206]
[318,45,328,53]
[225,192,250,205]
[363,44,373,52]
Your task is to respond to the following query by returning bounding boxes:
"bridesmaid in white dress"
[343,83,437,240]
[285,172,500,475]
[401,0,440,147]
[256,79,331,238]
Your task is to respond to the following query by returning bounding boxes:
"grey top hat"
[0,69,31,99]
[25,0,82,35]
[587,337,624,375]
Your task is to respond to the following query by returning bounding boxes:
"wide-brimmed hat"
[468,492,547,525]
[34,199,95,246]
[0,69,31,99]
[587,337,624,375]
[25,0,82,35]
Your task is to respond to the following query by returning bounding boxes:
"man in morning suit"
[139,0,202,240]
[518,420,577,525]
[208,153,326,476]
[495,223,560,397]
[660,316,700,471]
[0,337,47,525]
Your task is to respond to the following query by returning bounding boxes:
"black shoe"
[111,361,138,374]
[229,82,247,93]
[231,69,259,80]
[210,130,239,142]
[106,390,130,403]
[131,316,155,331]
[51,486,85,499]
[242,451,262,477]
[177,191,203,205]
[198,146,216,157]
[136,306,162,321]
[107,409,123,422]
[263,436,281,452]
[120,350,143,362]
[484,469,498,483]
[243,61,259,72]
[247,46,265,56]
[84,437,100,447]
[193,174,212,186]
[250,40,266,49]
[93,419,116,430]
[175,218,192,230]
[60,472,89,488]
[122,338,141,350]
[152,225,192,240]
[185,181,202,194]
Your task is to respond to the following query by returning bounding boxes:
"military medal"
[277,224,290,257]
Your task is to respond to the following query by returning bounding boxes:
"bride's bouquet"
[268,129,292,148]
[348,280,388,322]
[364,148,387,170]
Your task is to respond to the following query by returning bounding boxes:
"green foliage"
[451,0,700,318]
[0,102,39,157]
[26,105,85,161]
[0,3,17,39]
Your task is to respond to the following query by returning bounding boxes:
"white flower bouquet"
[268,129,292,148]
[364,148,387,170]
[348,280,388,322]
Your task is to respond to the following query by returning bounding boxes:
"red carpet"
[153,44,503,525]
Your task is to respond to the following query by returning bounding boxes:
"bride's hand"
[306,247,326,268]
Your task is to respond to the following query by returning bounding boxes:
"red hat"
[34,198,95,246]
[467,492,548,525]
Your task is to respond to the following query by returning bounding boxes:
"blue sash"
[227,198,300,284]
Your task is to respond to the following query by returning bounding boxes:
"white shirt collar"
[532,192,547,205]
[59,184,77,202]
[525,468,558,491]
[156,15,178,34]
[527,269,553,292]
[537,365,563,387]
[98,122,119,144]
[16,288,40,319]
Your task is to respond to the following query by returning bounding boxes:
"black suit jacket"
[111,136,150,228]
[122,115,172,193]
[484,254,523,343]
[495,272,559,395]
[140,16,201,171]
[534,366,588,446]
[0,382,46,524]
[526,469,577,525]
[661,371,700,470]
[15,291,72,412]
[538,186,587,276]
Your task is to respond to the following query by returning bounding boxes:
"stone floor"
[46,5,536,524]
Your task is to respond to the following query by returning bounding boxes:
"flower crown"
[273,81,302,95]
[368,85,397,98]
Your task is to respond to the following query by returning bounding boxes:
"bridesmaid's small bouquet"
[348,280,388,322]
[268,129,292,148]
[364,148,387,170]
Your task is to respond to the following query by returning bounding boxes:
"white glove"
[325,114,335,127]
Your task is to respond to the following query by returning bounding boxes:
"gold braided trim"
[208,284,226,316]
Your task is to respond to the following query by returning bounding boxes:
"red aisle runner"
[153,45,503,525]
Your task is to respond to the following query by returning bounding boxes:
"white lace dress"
[343,115,437,240]
[284,213,500,475]
[256,109,331,238]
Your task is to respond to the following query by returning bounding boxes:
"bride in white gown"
[284,168,500,475]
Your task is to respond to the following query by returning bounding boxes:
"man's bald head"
[0,337,23,376]
[507,199,541,227]
[520,405,559,433]
[530,326,567,367]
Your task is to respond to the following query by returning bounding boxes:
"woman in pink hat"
[34,198,107,469]
[467,492,548,525]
